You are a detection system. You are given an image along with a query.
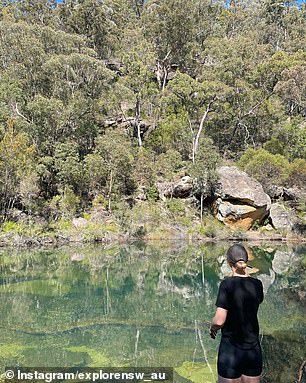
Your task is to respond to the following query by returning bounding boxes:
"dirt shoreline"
[0,230,305,249]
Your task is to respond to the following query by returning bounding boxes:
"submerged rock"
[214,166,271,229]
[257,269,276,294]
[272,250,294,274]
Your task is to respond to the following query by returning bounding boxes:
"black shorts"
[217,336,262,379]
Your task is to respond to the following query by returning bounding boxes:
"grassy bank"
[1,200,305,248]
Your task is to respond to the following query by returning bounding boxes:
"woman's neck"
[231,268,249,277]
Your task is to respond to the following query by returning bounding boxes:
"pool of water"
[0,242,305,383]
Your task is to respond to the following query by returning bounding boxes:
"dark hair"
[226,244,248,270]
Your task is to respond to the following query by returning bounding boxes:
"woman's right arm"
[210,307,227,339]
[210,280,229,339]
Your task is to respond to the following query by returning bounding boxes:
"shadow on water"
[0,242,305,383]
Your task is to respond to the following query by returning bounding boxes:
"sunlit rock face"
[214,166,271,230]
[269,203,298,231]
[173,176,193,198]
[72,217,88,228]
[215,199,268,230]
[157,176,193,200]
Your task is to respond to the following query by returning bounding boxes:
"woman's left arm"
[209,307,227,339]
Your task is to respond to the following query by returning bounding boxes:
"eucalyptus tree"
[261,0,304,51]
[58,0,118,58]
[0,119,37,218]
[119,28,157,147]
[0,0,305,224]
[8,0,58,26]
[142,0,198,87]
[155,71,231,161]
[190,139,220,222]
[84,130,136,211]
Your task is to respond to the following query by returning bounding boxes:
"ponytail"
[235,260,247,270]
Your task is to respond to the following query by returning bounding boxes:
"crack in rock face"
[214,166,271,229]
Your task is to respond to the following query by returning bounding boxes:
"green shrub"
[263,138,285,155]
[197,216,225,238]
[288,158,306,188]
[146,184,159,201]
[2,221,20,233]
[82,212,91,220]
[49,219,72,231]
[274,121,306,161]
[92,194,108,208]
[238,149,290,188]
[132,225,147,239]
[154,149,183,179]
[166,199,186,216]
[177,216,192,227]
[48,187,80,220]
[198,224,218,238]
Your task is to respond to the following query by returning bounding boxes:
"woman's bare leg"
[241,375,261,383]
[218,375,241,383]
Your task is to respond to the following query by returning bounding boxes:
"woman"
[210,244,264,383]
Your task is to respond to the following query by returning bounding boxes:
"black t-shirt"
[215,276,264,349]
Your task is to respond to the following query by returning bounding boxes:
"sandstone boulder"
[90,207,111,222]
[157,176,193,200]
[173,176,193,198]
[214,166,271,229]
[267,185,306,202]
[72,217,89,228]
[215,199,268,230]
[269,203,298,231]
[216,166,271,208]
[156,181,174,200]
[135,186,147,201]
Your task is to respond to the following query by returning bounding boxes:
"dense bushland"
[0,0,305,224]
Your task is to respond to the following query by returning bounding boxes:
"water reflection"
[0,242,305,383]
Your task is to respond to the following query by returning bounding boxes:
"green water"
[0,242,305,383]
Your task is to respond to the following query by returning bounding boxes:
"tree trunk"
[105,266,111,314]
[193,101,213,162]
[156,61,162,89]
[162,65,168,92]
[108,169,113,212]
[200,193,204,223]
[135,95,142,147]
[201,254,205,288]
[134,0,141,18]
[188,117,196,163]
[161,50,171,92]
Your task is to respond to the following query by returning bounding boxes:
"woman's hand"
[210,307,228,339]
[209,324,219,339]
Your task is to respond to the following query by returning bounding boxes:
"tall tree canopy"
[0,0,305,220]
